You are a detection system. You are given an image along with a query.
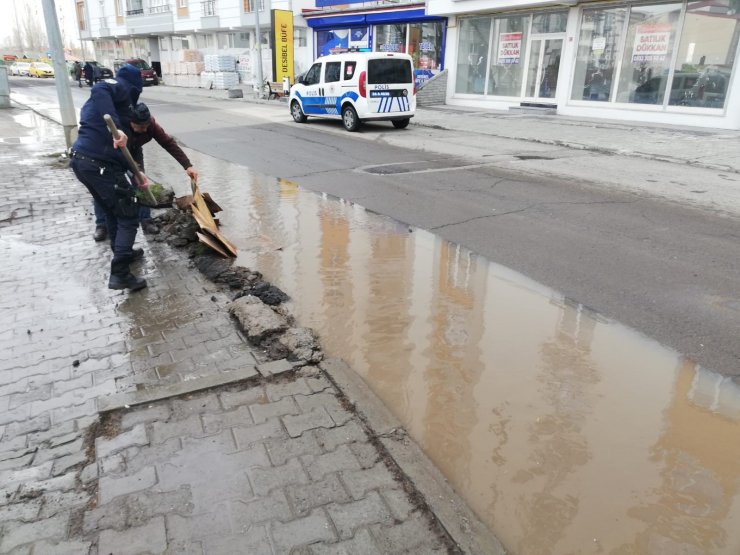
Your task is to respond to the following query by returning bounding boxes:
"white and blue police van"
[289,52,416,132]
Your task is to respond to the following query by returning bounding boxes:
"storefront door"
[524,35,563,101]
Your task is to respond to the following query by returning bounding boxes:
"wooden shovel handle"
[103,114,157,205]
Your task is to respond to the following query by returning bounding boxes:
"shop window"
[408,21,444,72]
[376,24,407,53]
[669,0,739,108]
[456,17,492,95]
[616,2,682,104]
[572,7,628,102]
[325,62,341,82]
[532,11,567,34]
[489,15,529,97]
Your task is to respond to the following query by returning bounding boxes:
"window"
[325,62,341,82]
[304,63,321,85]
[408,21,444,71]
[456,17,492,95]
[368,58,412,84]
[532,12,567,34]
[243,0,264,12]
[343,61,356,80]
[572,7,628,102]
[178,0,187,7]
[615,2,682,104]
[295,28,307,48]
[489,15,529,96]
[375,24,407,53]
[669,0,739,108]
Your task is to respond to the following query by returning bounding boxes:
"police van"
[289,52,416,132]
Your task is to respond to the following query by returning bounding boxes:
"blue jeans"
[94,198,151,225]
[72,158,140,278]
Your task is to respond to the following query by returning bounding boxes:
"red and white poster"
[632,24,671,63]
[497,32,522,65]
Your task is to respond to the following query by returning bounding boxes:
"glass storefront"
[570,0,740,110]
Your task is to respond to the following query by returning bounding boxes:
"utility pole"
[41,0,78,149]
[254,0,264,97]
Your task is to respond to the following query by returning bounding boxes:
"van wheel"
[342,105,361,132]
[291,101,308,123]
[392,118,410,129]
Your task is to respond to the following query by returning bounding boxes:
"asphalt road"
[12,77,740,377]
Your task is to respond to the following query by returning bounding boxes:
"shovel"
[103,114,158,206]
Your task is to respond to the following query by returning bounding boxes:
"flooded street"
[150,146,740,554]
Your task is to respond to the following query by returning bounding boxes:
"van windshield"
[368,59,412,84]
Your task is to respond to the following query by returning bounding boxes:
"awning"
[306,8,444,29]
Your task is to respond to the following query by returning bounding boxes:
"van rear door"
[366,57,413,114]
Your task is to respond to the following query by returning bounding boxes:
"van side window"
[325,62,341,83]
[343,61,356,80]
[305,63,322,86]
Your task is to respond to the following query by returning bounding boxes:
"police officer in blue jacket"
[70,64,151,291]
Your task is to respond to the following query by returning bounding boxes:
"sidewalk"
[0,107,499,553]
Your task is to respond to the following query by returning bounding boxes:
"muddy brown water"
[147,150,740,554]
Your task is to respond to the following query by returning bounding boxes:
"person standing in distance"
[69,64,150,291]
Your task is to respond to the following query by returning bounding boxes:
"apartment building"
[428,0,740,129]
[76,0,315,84]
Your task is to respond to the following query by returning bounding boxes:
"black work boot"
[93,225,107,242]
[108,273,147,291]
[132,248,144,260]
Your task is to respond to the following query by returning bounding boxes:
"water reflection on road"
[149,148,740,554]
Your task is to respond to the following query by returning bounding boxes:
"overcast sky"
[1,0,83,51]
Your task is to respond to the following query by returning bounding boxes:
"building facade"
[76,0,316,84]
[427,0,740,129]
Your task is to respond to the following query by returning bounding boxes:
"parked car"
[125,58,159,86]
[289,52,416,132]
[29,62,54,78]
[10,62,31,76]
[84,61,113,82]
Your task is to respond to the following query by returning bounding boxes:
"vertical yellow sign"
[271,10,294,85]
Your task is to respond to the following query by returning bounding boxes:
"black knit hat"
[131,103,151,124]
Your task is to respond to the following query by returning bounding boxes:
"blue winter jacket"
[72,64,143,166]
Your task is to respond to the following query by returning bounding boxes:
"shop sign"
[632,24,671,63]
[497,32,522,65]
[420,41,434,52]
[380,43,403,52]
[349,28,369,50]
[270,10,294,84]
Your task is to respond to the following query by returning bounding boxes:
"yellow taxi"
[29,62,55,78]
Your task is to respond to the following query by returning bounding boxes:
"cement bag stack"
[204,54,238,89]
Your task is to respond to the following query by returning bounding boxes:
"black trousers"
[70,157,139,278]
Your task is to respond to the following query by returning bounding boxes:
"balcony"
[200,0,219,29]
[126,1,175,35]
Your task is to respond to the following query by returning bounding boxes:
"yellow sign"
[271,10,294,85]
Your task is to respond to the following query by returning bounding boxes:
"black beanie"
[131,103,151,124]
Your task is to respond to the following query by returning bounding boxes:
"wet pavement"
[141,141,740,555]
[0,107,458,553]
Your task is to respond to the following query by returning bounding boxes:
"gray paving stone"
[286,473,351,516]
[380,489,416,521]
[247,457,309,496]
[314,421,368,452]
[294,392,353,426]
[233,417,286,448]
[305,373,333,394]
[0,500,42,523]
[150,414,204,444]
[202,405,253,434]
[307,528,381,555]
[52,373,93,396]
[283,407,335,438]
[96,424,148,458]
[327,491,394,539]
[120,404,171,429]
[26,539,92,554]
[265,378,312,402]
[228,489,293,531]
[256,358,295,378]
[0,435,28,455]
[19,473,76,496]
[341,465,397,500]
[171,394,221,420]
[51,451,87,476]
[48,432,81,449]
[302,444,362,481]
[370,514,443,553]
[34,439,84,465]
[166,511,232,542]
[99,466,157,504]
[265,433,322,466]
[203,525,273,555]
[271,509,337,554]
[99,516,167,555]
[0,513,69,552]
[38,490,90,519]
[251,396,300,424]
[219,386,267,410]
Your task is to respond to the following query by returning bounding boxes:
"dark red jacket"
[129,116,191,171]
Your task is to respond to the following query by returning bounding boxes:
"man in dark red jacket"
[129,103,199,234]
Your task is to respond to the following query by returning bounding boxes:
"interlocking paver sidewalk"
[0,106,458,554]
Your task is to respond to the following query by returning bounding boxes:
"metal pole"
[254,0,264,97]
[41,0,78,149]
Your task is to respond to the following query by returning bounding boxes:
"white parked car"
[10,62,31,76]
[289,52,416,132]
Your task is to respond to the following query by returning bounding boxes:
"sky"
[1,0,83,52]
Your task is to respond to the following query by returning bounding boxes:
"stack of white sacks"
[201,55,238,89]
[162,50,204,87]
